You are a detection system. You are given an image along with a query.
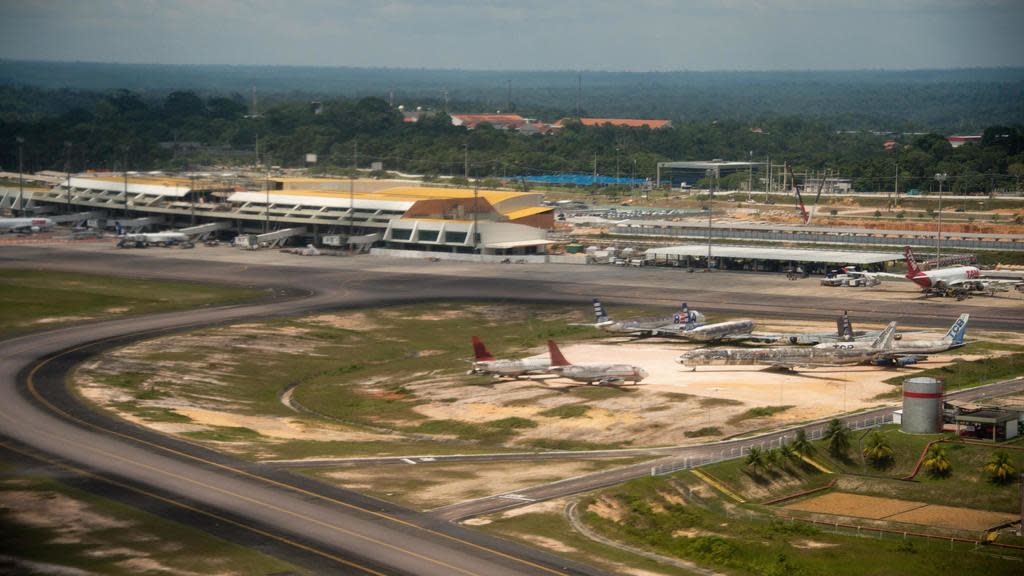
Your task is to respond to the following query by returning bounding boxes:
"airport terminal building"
[10,174,554,255]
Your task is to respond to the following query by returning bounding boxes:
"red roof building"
[557,118,672,129]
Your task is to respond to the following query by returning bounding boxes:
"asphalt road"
[1,243,1022,574]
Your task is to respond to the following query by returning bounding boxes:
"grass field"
[0,270,263,336]
[0,464,304,575]
[562,472,1024,576]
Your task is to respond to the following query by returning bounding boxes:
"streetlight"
[121,145,130,216]
[64,141,72,214]
[16,136,24,216]
[706,165,718,270]
[935,173,947,265]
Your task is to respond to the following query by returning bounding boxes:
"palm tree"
[746,446,765,475]
[922,444,951,478]
[825,419,851,458]
[778,443,797,463]
[984,450,1017,485]
[791,429,813,457]
[863,429,894,467]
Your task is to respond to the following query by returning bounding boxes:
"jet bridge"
[49,210,106,225]
[113,216,166,232]
[178,221,232,240]
[235,227,307,249]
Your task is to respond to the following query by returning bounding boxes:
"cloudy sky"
[1,1,1021,71]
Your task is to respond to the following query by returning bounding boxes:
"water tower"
[902,377,943,434]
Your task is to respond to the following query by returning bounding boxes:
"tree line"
[1,88,1022,195]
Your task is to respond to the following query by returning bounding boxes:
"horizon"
[1,2,1022,72]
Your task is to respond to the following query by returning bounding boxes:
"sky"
[1,1,1022,71]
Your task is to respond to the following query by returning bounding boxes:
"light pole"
[121,145,130,216]
[16,136,24,216]
[64,141,72,214]
[615,147,620,185]
[935,173,947,265]
[706,165,718,270]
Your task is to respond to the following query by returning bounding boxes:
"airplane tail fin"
[838,311,853,341]
[547,339,571,367]
[471,336,496,362]
[904,246,921,277]
[592,298,609,322]
[872,321,899,349]
[943,314,970,344]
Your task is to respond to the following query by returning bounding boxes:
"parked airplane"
[852,247,1020,297]
[584,299,753,341]
[466,336,550,379]
[547,340,648,385]
[677,322,899,370]
[0,216,54,233]
[115,222,191,248]
[579,298,704,336]
[851,313,970,367]
[747,311,887,345]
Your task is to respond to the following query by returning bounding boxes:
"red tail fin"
[904,246,921,277]
[547,340,571,367]
[472,336,496,361]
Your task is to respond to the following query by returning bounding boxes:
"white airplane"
[466,336,550,379]
[546,340,648,385]
[115,222,191,248]
[577,298,704,336]
[852,247,1020,297]
[0,217,54,233]
[586,299,753,342]
[846,313,971,367]
[678,322,900,370]
[746,311,887,345]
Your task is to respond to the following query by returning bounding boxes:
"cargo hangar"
[17,174,555,256]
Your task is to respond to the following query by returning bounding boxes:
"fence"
[650,413,895,477]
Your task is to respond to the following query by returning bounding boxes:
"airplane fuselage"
[549,364,647,385]
[0,217,54,233]
[469,357,550,378]
[908,266,980,290]
[677,345,879,368]
[681,319,755,341]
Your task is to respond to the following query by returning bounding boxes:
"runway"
[1,243,1022,574]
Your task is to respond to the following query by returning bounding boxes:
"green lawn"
[0,270,263,336]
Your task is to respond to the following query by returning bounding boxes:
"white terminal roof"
[228,191,414,212]
[70,176,193,198]
[645,245,903,265]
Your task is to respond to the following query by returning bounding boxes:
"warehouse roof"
[645,245,903,265]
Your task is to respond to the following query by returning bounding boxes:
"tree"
[984,450,1017,485]
[746,446,765,475]
[791,429,813,457]
[922,444,951,478]
[862,429,894,467]
[825,419,850,458]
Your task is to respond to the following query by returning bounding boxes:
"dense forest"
[1,61,1023,194]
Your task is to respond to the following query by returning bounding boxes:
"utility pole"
[706,165,718,270]
[464,144,469,179]
[64,141,72,214]
[16,136,24,216]
[592,154,597,185]
[935,173,947,265]
[576,72,581,119]
[122,145,130,216]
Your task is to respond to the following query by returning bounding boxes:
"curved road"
[1,244,1022,574]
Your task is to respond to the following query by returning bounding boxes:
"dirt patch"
[588,495,627,523]
[784,492,1017,532]
[791,539,838,549]
[307,312,381,331]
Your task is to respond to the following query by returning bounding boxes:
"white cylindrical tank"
[902,377,943,434]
